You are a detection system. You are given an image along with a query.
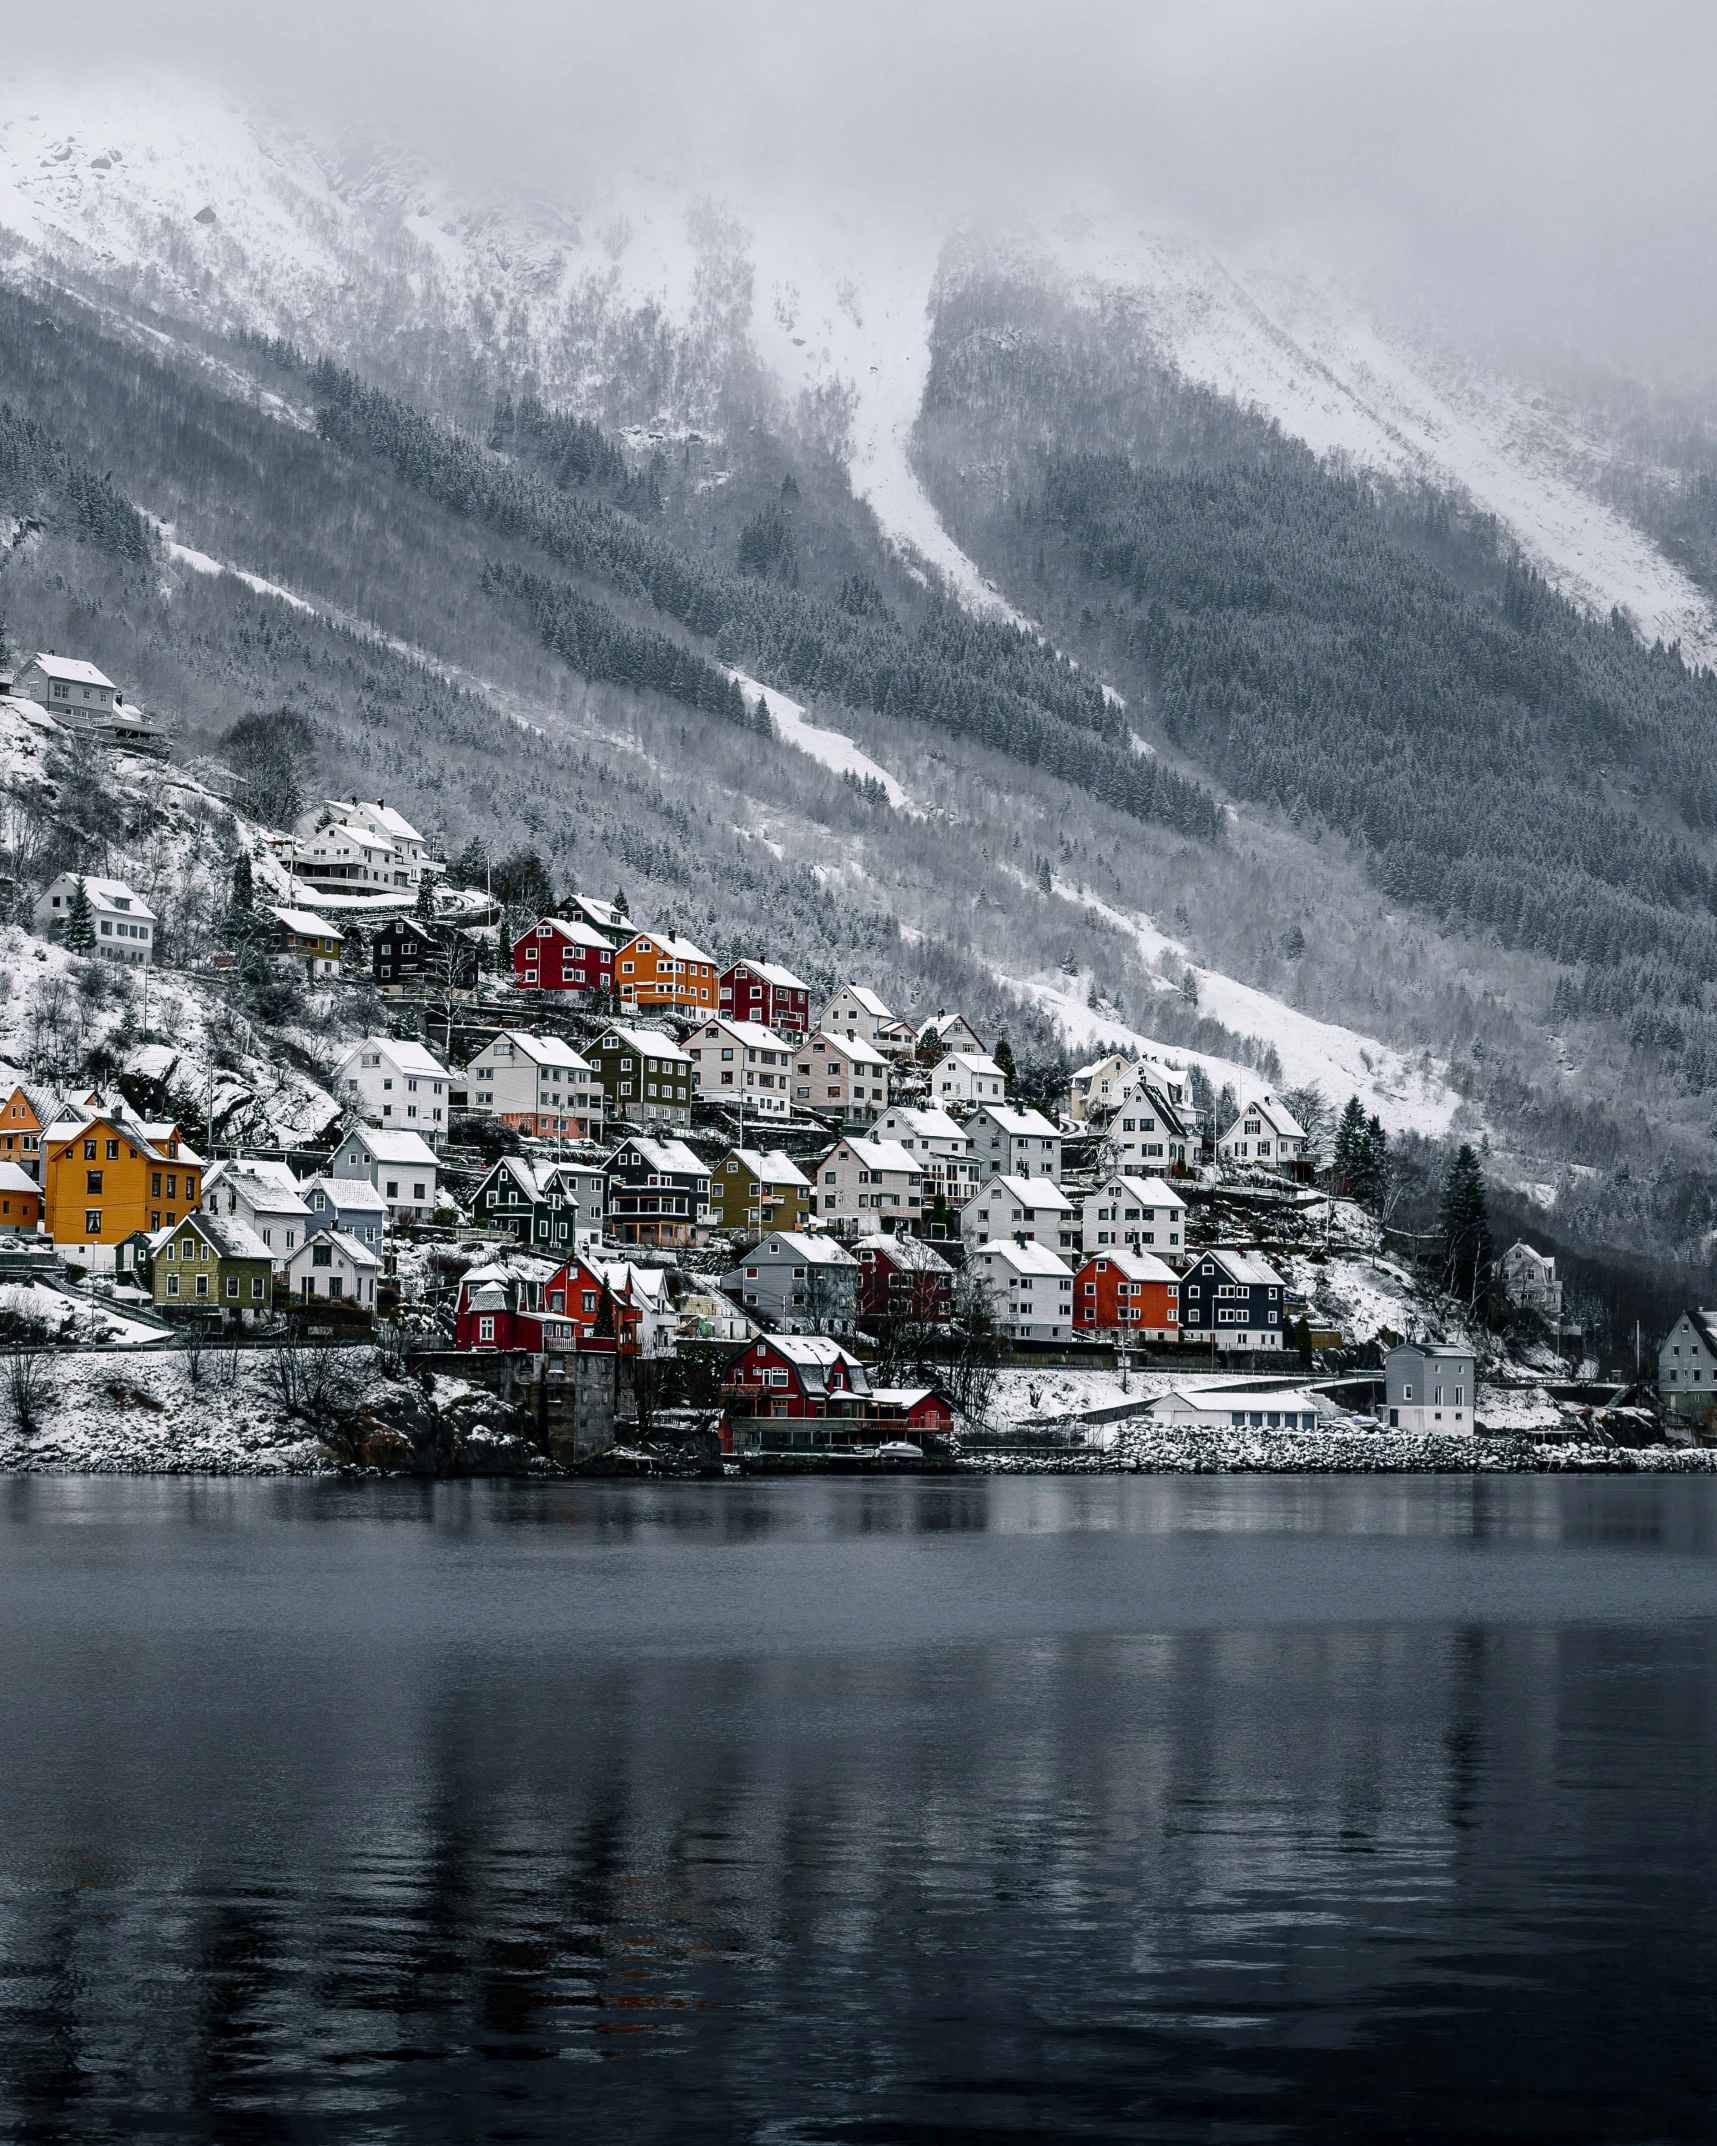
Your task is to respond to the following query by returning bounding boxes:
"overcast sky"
[19,0,1717,379]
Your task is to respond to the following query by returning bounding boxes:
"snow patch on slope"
[731,671,919,813]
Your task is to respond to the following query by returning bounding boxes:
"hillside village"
[0,650,1704,1475]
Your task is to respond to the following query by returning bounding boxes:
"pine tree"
[1440,1144,1493,1309]
[994,1036,1017,1090]
[496,915,512,975]
[451,836,487,889]
[1360,1116,1392,1217]
[1332,1095,1367,1188]
[63,876,95,954]
[414,870,435,923]
[612,886,629,920]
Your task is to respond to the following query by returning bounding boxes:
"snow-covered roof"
[830,984,893,1018]
[524,916,611,949]
[973,1105,1058,1137]
[1189,1248,1286,1288]
[343,1127,438,1166]
[614,1136,706,1176]
[472,1030,592,1070]
[757,1231,858,1266]
[25,653,115,688]
[177,1211,271,1262]
[941,1052,1004,1076]
[598,1026,692,1063]
[288,1228,381,1270]
[1093,1173,1187,1210]
[215,1165,311,1218]
[730,958,809,990]
[878,1107,966,1144]
[972,1173,1075,1210]
[836,1138,921,1175]
[620,928,713,964]
[869,1386,943,1409]
[1075,1051,1133,1079]
[971,1239,1073,1278]
[0,1161,38,1194]
[270,906,343,939]
[1078,1246,1179,1282]
[691,1018,795,1050]
[1386,1340,1475,1363]
[811,1030,888,1065]
[341,1037,448,1079]
[332,798,423,843]
[852,1232,952,1271]
[301,1173,390,1212]
[763,1335,865,1369]
[43,874,154,918]
[724,1147,812,1187]
[1222,1093,1307,1141]
[1149,1385,1328,1417]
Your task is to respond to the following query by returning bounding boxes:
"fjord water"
[2,1477,1716,2142]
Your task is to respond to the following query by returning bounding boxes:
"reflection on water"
[0,1475,1714,2142]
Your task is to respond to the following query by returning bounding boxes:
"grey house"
[965,1105,1063,1182]
[1659,1310,1717,1421]
[722,1231,860,1334]
[1384,1343,1475,1433]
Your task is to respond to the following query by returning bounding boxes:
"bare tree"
[5,1347,55,1437]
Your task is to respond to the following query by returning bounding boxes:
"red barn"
[513,917,615,996]
[1074,1248,1181,1340]
[718,959,812,1038]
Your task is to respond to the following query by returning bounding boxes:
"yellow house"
[43,1111,202,1265]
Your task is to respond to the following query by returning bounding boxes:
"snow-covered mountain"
[4,74,1711,657]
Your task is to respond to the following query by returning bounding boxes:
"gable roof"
[757,1231,859,1266]
[690,1017,795,1051]
[168,1210,271,1262]
[610,1135,707,1176]
[340,1037,449,1079]
[1094,1173,1188,1210]
[343,1126,438,1167]
[472,1030,591,1070]
[830,984,893,1018]
[26,653,116,688]
[971,1105,1057,1137]
[1188,1247,1287,1288]
[300,1173,390,1212]
[289,1228,382,1271]
[971,1238,1073,1278]
[1078,1246,1179,1283]
[971,1172,1075,1211]
[878,1106,966,1144]
[43,874,154,918]
[618,928,713,965]
[522,915,612,950]
[852,1232,952,1271]
[1222,1093,1307,1141]
[728,958,809,990]
[834,1138,922,1174]
[940,1052,1004,1077]
[723,1147,812,1187]
[596,1025,692,1064]
[270,906,344,940]
[808,1030,888,1066]
[212,1165,312,1218]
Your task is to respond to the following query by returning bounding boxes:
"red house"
[1074,1248,1181,1340]
[721,1335,873,1418]
[455,1253,642,1354]
[852,1231,953,1328]
[513,917,615,996]
[718,959,812,1038]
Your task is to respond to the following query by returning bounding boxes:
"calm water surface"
[2,1472,1716,2142]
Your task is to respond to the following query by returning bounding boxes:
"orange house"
[0,1164,42,1229]
[43,1114,202,1261]
[615,930,717,1013]
[0,1085,44,1183]
[1074,1248,1181,1341]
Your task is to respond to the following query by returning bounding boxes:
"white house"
[201,1160,312,1269]
[1500,1242,1563,1321]
[1070,1051,1135,1123]
[813,1137,924,1227]
[685,1018,797,1117]
[965,1239,1075,1342]
[919,1011,986,1055]
[1217,1094,1307,1171]
[960,1172,1078,1255]
[299,1174,389,1251]
[792,1033,892,1124]
[336,1038,452,1144]
[1081,1174,1187,1255]
[820,984,897,1046]
[330,1125,439,1223]
[14,653,118,717]
[966,1104,1063,1182]
[722,1232,861,1333]
[33,875,155,967]
[873,1106,979,1209]
[294,798,431,889]
[933,1053,1007,1108]
[286,1229,381,1313]
[462,1032,597,1139]
[1660,1310,1717,1422]
[1383,1343,1475,1433]
[1140,1385,1330,1433]
[1109,1065,1203,1171]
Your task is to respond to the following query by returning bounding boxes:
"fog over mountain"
[14,0,1717,380]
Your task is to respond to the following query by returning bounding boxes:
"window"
[87,1170,103,1195]
[167,1274,179,1297]
[195,1274,209,1297]
[106,1139,119,1160]
[85,1210,102,1234]
[225,1275,239,1298]
[251,1277,264,1300]
[312,1243,332,1268]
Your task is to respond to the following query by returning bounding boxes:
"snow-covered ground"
[731,673,919,813]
